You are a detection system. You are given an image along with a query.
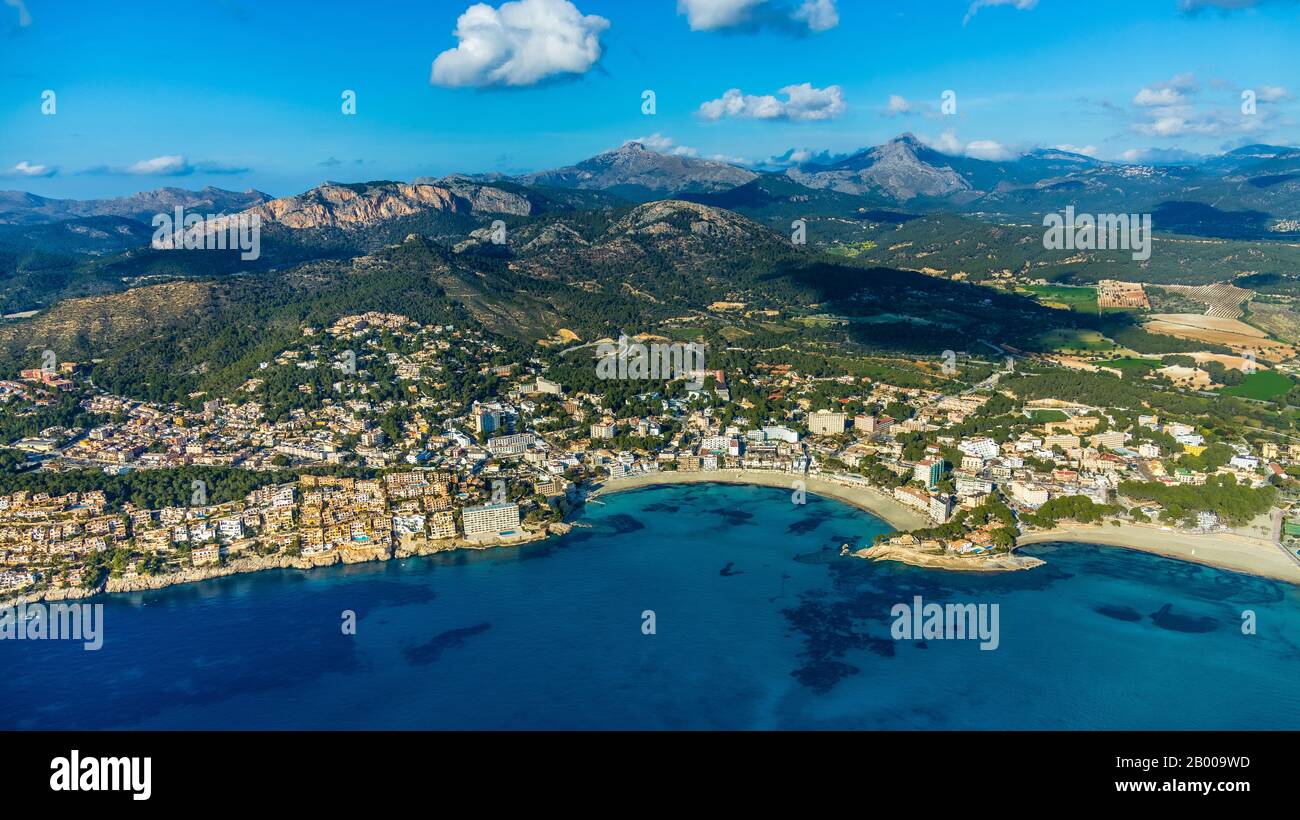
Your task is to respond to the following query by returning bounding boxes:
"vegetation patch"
[827,241,879,259]
[1019,284,1099,313]
[1221,370,1293,401]
[1037,328,1116,353]
[1107,357,1162,376]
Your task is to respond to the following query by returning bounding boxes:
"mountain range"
[6,135,1300,239]
[0,186,272,225]
[518,141,758,201]
[1,194,1087,406]
[3,132,1300,390]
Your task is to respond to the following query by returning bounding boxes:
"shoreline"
[597,473,1300,584]
[858,543,1046,573]
[1017,522,1300,585]
[593,470,931,531]
[0,525,561,609]
[7,480,1296,606]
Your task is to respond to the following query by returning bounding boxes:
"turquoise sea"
[3,482,1298,729]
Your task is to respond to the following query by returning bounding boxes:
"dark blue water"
[3,483,1298,729]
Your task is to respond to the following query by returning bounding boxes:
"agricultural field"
[717,325,752,343]
[1027,409,1069,423]
[1018,284,1099,313]
[1159,364,1213,390]
[1037,327,1117,353]
[827,240,879,259]
[1191,352,1263,372]
[1151,283,1251,319]
[1244,300,1300,345]
[1144,313,1294,356]
[1145,286,1207,314]
[1221,371,1295,401]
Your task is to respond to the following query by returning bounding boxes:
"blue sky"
[2,0,1298,198]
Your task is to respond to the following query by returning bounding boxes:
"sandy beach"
[595,471,1300,585]
[22,475,1284,608]
[1018,522,1300,585]
[593,470,931,531]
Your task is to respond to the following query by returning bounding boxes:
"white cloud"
[627,134,698,157]
[699,83,846,122]
[918,130,1016,161]
[1126,73,1271,139]
[678,0,764,29]
[1256,85,1290,102]
[792,0,839,31]
[1126,72,1274,139]
[1132,112,1203,137]
[1133,73,1198,107]
[431,0,609,88]
[759,147,848,169]
[918,129,964,155]
[126,155,192,176]
[884,94,913,116]
[1132,105,1273,138]
[624,134,750,165]
[629,133,677,152]
[964,139,1013,161]
[677,0,838,33]
[759,147,852,170]
[1134,88,1188,107]
[963,0,1038,25]
[4,161,56,178]
[1054,144,1099,157]
[708,151,753,165]
[1119,147,1206,164]
[700,89,784,120]
[880,94,947,119]
[78,156,247,177]
[782,83,847,120]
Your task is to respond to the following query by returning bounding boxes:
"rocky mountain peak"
[520,144,757,197]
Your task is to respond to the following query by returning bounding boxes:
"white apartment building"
[462,502,522,537]
[929,494,954,524]
[1008,481,1051,508]
[488,433,535,457]
[958,437,999,460]
[808,412,847,436]
[955,474,995,498]
[700,436,732,453]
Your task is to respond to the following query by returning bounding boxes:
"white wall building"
[462,502,521,537]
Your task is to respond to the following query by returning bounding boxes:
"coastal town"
[2,307,1298,602]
